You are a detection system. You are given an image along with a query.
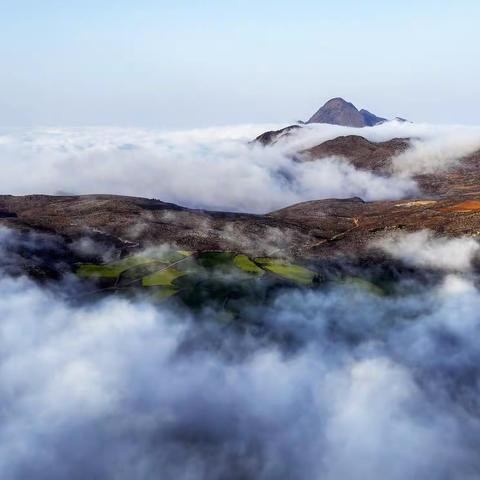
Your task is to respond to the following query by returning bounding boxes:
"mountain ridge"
[254,97,408,145]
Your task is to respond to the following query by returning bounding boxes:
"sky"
[0,0,479,128]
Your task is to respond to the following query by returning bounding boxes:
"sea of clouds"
[1,228,480,479]
[2,122,480,479]
[1,121,480,213]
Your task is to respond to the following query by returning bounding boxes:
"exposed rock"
[300,135,410,171]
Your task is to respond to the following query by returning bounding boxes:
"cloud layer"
[4,122,478,213]
[1,227,480,479]
[1,122,479,213]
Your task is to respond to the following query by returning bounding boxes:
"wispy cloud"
[372,230,480,271]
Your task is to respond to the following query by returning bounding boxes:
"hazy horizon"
[1,0,479,128]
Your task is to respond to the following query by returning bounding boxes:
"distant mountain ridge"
[307,97,399,127]
[255,98,408,144]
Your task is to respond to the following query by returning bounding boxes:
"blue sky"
[0,0,479,127]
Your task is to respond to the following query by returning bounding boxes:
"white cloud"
[0,262,479,478]
[372,230,480,271]
[391,127,480,176]
[0,124,420,213]
[2,122,479,213]
[267,120,480,178]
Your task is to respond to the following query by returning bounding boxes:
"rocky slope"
[300,135,410,171]
[2,132,480,281]
[2,188,480,265]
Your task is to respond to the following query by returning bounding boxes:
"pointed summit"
[307,98,387,127]
[254,98,409,145]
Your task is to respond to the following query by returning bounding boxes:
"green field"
[77,250,192,281]
[75,250,388,309]
[233,255,265,275]
[254,258,316,285]
[77,255,164,279]
[142,267,186,287]
[76,250,323,304]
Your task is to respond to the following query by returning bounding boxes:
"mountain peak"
[307,98,388,127]
[324,97,355,107]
